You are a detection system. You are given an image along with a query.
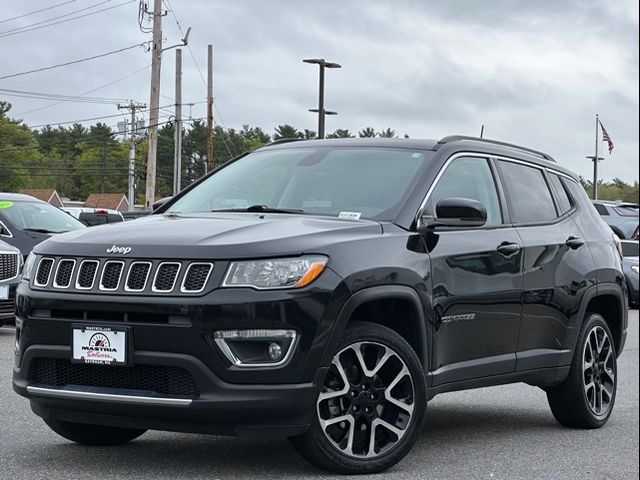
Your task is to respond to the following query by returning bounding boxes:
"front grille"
[153,263,180,292]
[182,263,213,292]
[31,358,199,397]
[32,258,214,295]
[35,258,54,286]
[100,261,124,290]
[126,262,151,291]
[0,252,19,281]
[76,261,98,289]
[53,260,75,288]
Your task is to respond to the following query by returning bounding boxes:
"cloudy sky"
[1,0,638,181]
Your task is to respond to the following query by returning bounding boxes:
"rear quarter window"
[497,161,558,224]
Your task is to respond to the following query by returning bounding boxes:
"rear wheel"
[290,321,426,474]
[547,313,617,428]
[43,419,146,445]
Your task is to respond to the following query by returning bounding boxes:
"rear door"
[495,160,595,371]
[425,154,523,385]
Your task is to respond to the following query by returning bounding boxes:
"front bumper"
[13,344,327,436]
[12,269,347,435]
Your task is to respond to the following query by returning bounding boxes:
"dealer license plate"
[0,285,8,300]
[72,326,127,365]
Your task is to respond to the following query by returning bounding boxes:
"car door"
[495,160,596,371]
[424,154,523,385]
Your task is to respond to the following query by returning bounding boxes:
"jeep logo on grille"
[106,245,132,255]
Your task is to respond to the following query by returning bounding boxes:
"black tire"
[43,419,146,445]
[547,313,617,428]
[289,321,426,474]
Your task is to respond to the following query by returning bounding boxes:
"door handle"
[497,242,521,256]
[566,236,585,250]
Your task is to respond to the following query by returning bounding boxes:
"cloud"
[0,0,637,181]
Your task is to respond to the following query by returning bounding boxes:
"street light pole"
[303,58,341,139]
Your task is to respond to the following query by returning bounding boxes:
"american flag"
[599,120,614,154]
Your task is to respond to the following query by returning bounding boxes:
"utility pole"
[173,49,182,196]
[144,0,163,210]
[207,44,214,172]
[118,101,146,211]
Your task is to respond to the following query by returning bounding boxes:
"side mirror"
[418,197,487,232]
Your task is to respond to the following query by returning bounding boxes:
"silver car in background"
[592,200,639,239]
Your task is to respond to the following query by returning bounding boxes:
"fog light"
[213,329,297,368]
[268,342,282,360]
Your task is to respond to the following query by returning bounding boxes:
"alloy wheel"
[583,326,615,416]
[317,341,415,458]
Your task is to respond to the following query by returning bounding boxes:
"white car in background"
[62,207,124,226]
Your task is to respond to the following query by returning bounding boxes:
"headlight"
[21,252,37,280]
[222,255,328,289]
[632,265,639,275]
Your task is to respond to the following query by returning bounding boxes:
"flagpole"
[593,113,599,200]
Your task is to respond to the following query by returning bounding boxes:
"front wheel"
[290,321,426,474]
[547,313,617,428]
[43,418,146,445]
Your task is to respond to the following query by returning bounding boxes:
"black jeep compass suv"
[13,136,628,474]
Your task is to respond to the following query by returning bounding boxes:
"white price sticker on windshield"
[338,211,361,220]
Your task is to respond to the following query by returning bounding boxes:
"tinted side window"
[498,161,557,223]
[426,156,502,225]
[593,204,609,216]
[548,173,573,215]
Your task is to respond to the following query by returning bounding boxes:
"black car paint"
[12,138,628,436]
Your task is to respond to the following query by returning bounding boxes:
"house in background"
[84,193,129,213]
[19,189,64,208]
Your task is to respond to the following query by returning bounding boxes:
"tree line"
[1,100,638,204]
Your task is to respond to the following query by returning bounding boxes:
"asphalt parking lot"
[1,311,638,480]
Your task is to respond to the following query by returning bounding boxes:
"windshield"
[0,200,86,233]
[167,147,431,220]
[613,205,639,217]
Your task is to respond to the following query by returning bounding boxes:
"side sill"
[426,366,570,401]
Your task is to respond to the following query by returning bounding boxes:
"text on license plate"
[72,326,127,365]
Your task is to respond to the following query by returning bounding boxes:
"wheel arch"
[574,283,627,357]
[319,286,429,370]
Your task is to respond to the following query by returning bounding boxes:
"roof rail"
[266,138,306,146]
[434,135,556,163]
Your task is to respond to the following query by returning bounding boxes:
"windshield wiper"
[211,205,306,214]
[23,228,69,234]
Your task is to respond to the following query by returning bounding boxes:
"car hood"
[34,213,383,259]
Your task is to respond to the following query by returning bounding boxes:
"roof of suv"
[261,136,577,180]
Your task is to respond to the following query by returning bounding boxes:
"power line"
[0,116,202,154]
[161,0,238,159]
[0,88,130,105]
[0,0,77,25]
[14,63,150,117]
[0,0,136,38]
[25,101,202,128]
[0,42,151,81]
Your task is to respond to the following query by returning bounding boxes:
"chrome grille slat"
[53,259,75,288]
[99,261,125,291]
[76,260,99,290]
[152,262,181,292]
[181,263,213,293]
[125,262,152,292]
[35,258,54,287]
[0,251,20,281]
